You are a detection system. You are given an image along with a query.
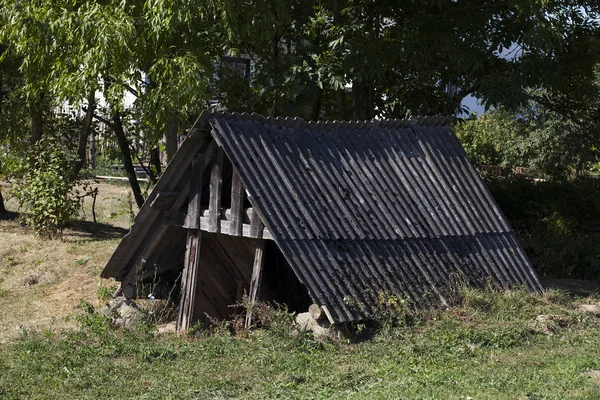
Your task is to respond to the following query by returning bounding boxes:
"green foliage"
[454,110,516,166]
[8,136,83,237]
[489,177,600,280]
[96,283,118,302]
[455,105,600,179]
[214,0,600,118]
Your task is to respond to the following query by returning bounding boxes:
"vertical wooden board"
[208,146,224,233]
[249,208,264,238]
[177,153,204,332]
[177,231,201,331]
[230,168,245,237]
[245,235,266,328]
[187,153,204,222]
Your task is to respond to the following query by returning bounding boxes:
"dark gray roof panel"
[210,114,542,322]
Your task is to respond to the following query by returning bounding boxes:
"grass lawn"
[1,182,600,399]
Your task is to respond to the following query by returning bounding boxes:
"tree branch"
[91,112,115,128]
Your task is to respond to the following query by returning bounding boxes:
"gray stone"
[156,321,178,336]
[101,296,146,329]
[295,312,333,340]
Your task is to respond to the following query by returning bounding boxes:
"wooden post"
[245,225,265,328]
[177,153,204,332]
[230,168,245,237]
[208,146,224,233]
[249,208,264,238]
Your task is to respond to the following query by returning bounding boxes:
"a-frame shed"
[101,112,542,329]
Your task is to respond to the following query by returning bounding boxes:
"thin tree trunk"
[90,129,96,169]
[149,147,162,184]
[70,90,96,181]
[270,35,280,117]
[310,88,323,121]
[113,111,145,209]
[30,95,43,144]
[165,118,178,163]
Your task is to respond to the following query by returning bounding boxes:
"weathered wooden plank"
[177,231,200,332]
[165,211,189,228]
[245,228,265,328]
[208,146,224,233]
[249,208,264,238]
[102,128,210,280]
[169,213,274,240]
[187,153,204,222]
[230,169,245,236]
[149,191,180,210]
[177,153,204,332]
[224,208,252,223]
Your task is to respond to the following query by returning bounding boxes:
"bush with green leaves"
[455,107,600,180]
[9,136,84,237]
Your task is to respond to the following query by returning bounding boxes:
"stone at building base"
[295,312,344,340]
[101,296,146,329]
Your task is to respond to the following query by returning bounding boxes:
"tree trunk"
[30,95,43,144]
[165,118,178,163]
[112,111,145,209]
[149,147,162,184]
[336,90,348,120]
[270,35,280,117]
[310,88,323,121]
[70,90,96,181]
[90,129,97,169]
[352,80,374,120]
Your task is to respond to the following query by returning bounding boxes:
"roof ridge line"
[200,110,453,129]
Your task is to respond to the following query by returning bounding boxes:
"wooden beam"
[166,212,274,240]
[225,208,252,224]
[230,168,245,236]
[249,208,264,239]
[177,153,204,332]
[208,146,224,233]
[245,227,265,328]
[149,191,180,210]
[165,211,189,229]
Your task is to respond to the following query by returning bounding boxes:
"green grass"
[2,289,600,399]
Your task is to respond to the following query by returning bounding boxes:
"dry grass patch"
[0,181,133,343]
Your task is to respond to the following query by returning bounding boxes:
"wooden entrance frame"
[174,139,270,332]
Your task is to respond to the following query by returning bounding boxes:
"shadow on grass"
[64,220,129,241]
[540,277,600,297]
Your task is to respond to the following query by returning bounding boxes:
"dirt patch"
[581,370,600,385]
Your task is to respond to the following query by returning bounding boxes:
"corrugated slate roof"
[102,111,542,324]
[208,113,542,322]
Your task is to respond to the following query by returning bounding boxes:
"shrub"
[9,136,85,237]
